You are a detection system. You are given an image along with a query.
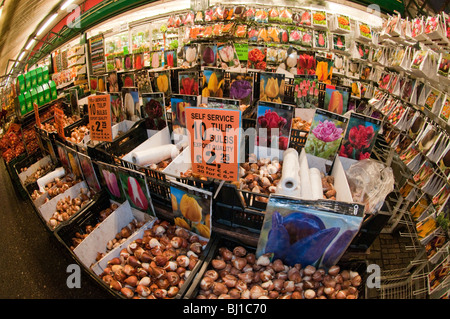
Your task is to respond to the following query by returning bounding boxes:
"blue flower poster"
[256,195,364,269]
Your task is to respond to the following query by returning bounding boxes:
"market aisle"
[0,160,112,299]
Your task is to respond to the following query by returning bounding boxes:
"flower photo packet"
[338,113,381,163]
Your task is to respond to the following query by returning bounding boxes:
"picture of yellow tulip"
[180,194,203,223]
[202,69,224,97]
[174,217,190,230]
[259,72,285,103]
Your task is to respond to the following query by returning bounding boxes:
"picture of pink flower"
[256,103,293,150]
[312,120,343,143]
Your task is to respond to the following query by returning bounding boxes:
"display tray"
[14,150,54,196]
[184,233,368,299]
[62,114,90,153]
[87,217,214,299]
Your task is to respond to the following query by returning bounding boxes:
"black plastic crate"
[13,150,53,196]
[54,191,111,253]
[289,128,309,153]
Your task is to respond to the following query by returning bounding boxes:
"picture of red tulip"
[127,176,149,211]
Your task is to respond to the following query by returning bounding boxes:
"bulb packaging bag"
[256,194,364,270]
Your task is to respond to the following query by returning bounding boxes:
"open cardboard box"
[38,181,89,227]
[72,200,155,268]
[18,155,54,187]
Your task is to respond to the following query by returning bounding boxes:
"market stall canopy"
[0,0,61,78]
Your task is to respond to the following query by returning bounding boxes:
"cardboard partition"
[73,200,155,268]
[38,181,88,224]
[18,155,53,185]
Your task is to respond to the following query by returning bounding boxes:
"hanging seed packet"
[332,34,346,51]
[164,50,177,68]
[338,113,381,161]
[259,72,285,103]
[294,9,312,26]
[106,71,120,93]
[314,30,329,49]
[256,195,364,269]
[201,44,217,67]
[312,10,327,28]
[294,75,320,108]
[256,101,294,150]
[304,109,348,162]
[141,92,167,131]
[413,160,435,189]
[228,72,253,105]
[170,180,212,239]
[333,54,346,76]
[178,71,199,96]
[121,72,135,88]
[150,51,162,69]
[110,93,125,124]
[439,95,450,122]
[201,68,225,98]
[247,46,266,70]
[182,45,198,67]
[117,167,155,216]
[297,51,316,75]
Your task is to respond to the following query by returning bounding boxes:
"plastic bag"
[346,159,394,214]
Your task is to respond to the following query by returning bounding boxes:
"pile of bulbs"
[196,246,361,299]
[99,220,207,299]
[67,125,89,144]
[48,188,91,229]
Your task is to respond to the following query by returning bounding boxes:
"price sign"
[186,107,241,182]
[33,103,41,128]
[54,106,65,139]
[88,94,112,142]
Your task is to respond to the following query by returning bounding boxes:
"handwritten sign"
[88,94,112,142]
[34,103,41,128]
[54,106,65,139]
[186,107,241,182]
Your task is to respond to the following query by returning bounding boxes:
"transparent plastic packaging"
[346,159,394,214]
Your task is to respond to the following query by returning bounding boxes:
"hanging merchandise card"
[77,152,101,194]
[338,113,381,161]
[227,72,253,105]
[96,161,125,202]
[259,72,285,103]
[322,84,350,115]
[427,256,450,295]
[141,92,167,131]
[170,180,212,240]
[247,45,266,70]
[110,93,124,125]
[153,71,171,96]
[164,50,177,68]
[293,75,320,108]
[201,67,225,99]
[200,43,218,67]
[178,71,199,96]
[256,195,364,269]
[217,43,240,68]
[55,141,71,175]
[304,109,347,164]
[438,143,450,179]
[121,87,140,121]
[106,71,121,93]
[117,166,155,216]
[256,101,294,151]
[432,183,450,215]
[439,95,450,123]
[333,54,346,75]
[185,106,241,182]
[135,69,153,95]
[88,94,113,142]
[171,94,198,136]
[413,160,435,189]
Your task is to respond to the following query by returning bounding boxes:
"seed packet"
[293,9,312,26]
[200,44,217,66]
[439,95,450,122]
[333,14,351,33]
[279,8,293,24]
[259,72,285,103]
[294,75,320,108]
[184,11,195,26]
[255,8,269,23]
[257,27,269,42]
[357,22,372,41]
[268,7,280,23]
[212,5,225,21]
[256,100,293,150]
[234,24,247,38]
[301,28,313,47]
[178,71,199,96]
[289,28,302,45]
[141,92,167,131]
[171,94,198,135]
[211,23,223,37]
[248,27,258,42]
[222,22,235,35]
[297,52,316,75]
[195,11,204,23]
[267,26,281,43]
[312,10,327,28]
[333,54,346,75]
[135,70,152,95]
[217,43,240,68]
[224,6,235,21]
[227,72,254,105]
[332,34,346,51]
[247,46,266,70]
[245,7,256,22]
[322,85,350,115]
[346,60,361,79]
[314,30,328,49]
[233,5,246,21]
[201,67,225,98]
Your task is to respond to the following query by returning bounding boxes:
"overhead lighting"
[25,39,36,50]
[36,13,58,36]
[18,51,26,61]
[0,7,3,19]
[61,0,75,11]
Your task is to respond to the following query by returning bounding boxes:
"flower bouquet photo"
[293,75,320,108]
[304,109,347,162]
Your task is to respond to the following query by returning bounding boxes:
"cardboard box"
[36,85,45,106]
[30,70,37,88]
[17,74,26,94]
[24,91,32,113]
[42,65,49,83]
[36,67,43,86]
[49,81,58,100]
[42,83,51,103]
[18,94,27,115]
[30,88,38,107]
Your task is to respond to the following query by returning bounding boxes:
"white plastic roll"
[131,144,179,167]
[37,167,66,192]
[309,167,323,200]
[277,148,301,196]
[299,149,313,200]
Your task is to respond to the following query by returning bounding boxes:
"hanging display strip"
[89,34,106,75]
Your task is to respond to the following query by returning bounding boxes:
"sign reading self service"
[186,107,241,182]
[88,94,112,142]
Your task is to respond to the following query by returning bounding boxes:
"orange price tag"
[34,103,41,128]
[186,107,241,182]
[88,94,112,142]
[54,107,65,139]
